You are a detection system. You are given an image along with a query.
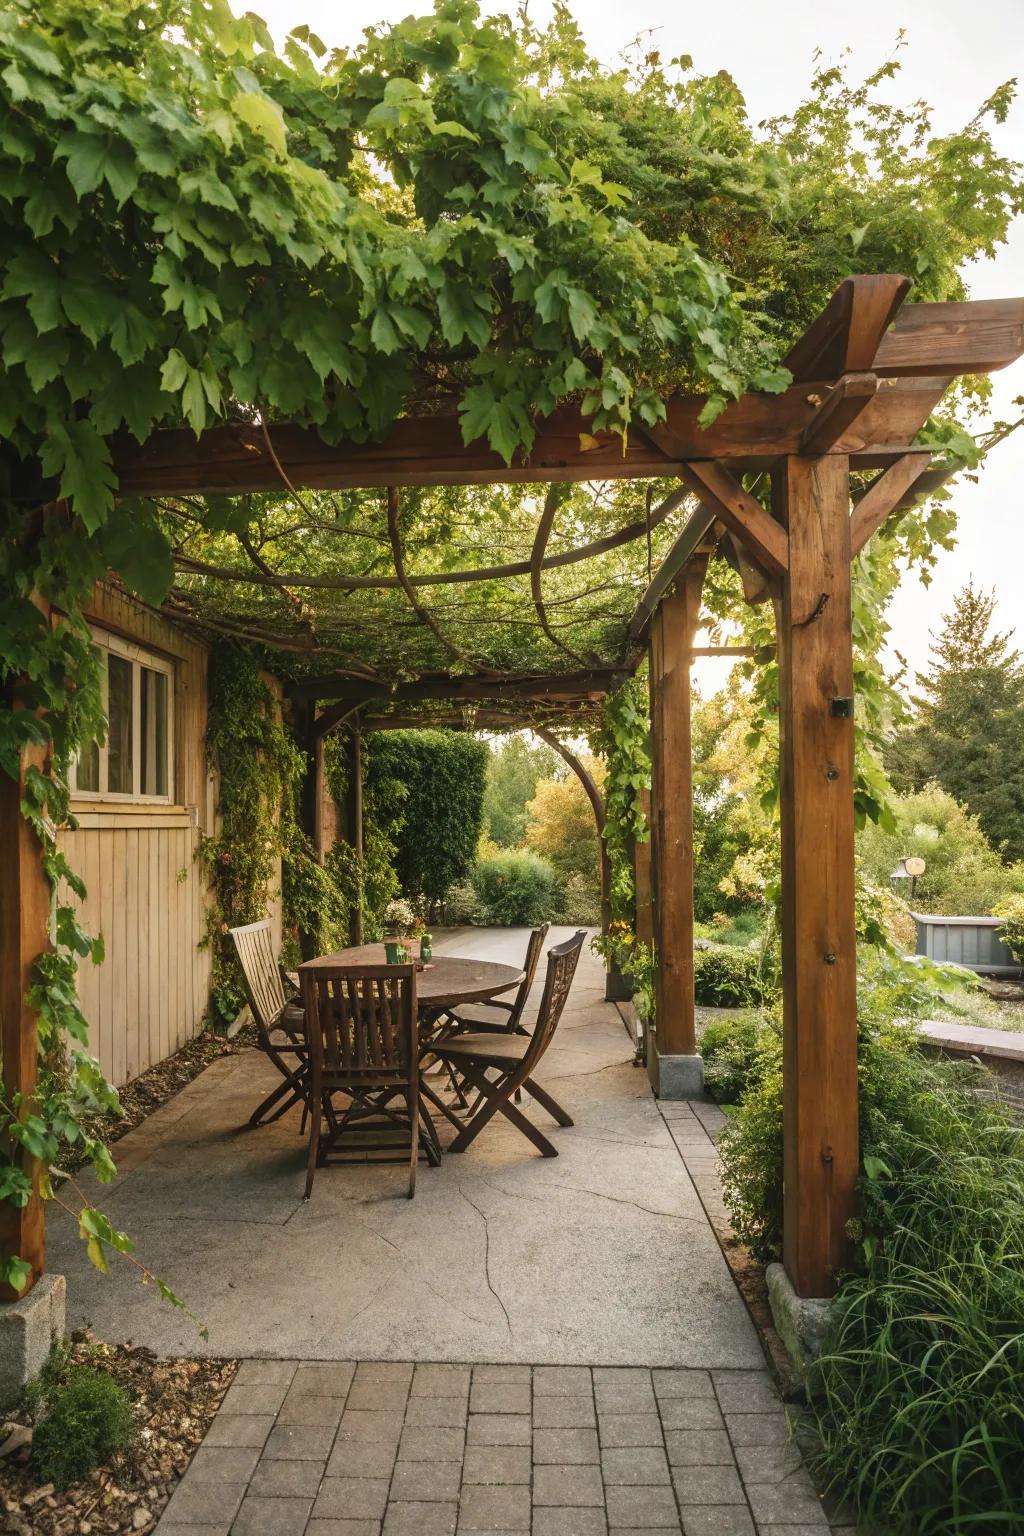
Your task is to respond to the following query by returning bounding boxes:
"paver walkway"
[45,928,839,1532]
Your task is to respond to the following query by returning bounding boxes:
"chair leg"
[248,1075,293,1127]
[524,1077,574,1127]
[407,1090,418,1199]
[304,1088,321,1200]
[496,1095,559,1157]
[447,1066,508,1153]
[419,1078,465,1132]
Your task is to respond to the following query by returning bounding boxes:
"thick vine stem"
[386,486,496,673]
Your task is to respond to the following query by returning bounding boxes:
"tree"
[525,759,604,884]
[888,584,1024,861]
[483,735,558,847]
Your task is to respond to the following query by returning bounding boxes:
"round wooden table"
[300,944,524,1012]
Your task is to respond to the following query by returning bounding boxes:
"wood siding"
[60,587,214,1086]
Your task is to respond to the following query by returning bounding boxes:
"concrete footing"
[0,1273,66,1407]
[766,1262,831,1393]
[651,1048,705,1099]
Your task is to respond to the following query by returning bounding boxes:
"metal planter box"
[913,913,1022,977]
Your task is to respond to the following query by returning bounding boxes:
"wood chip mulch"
[0,1336,236,1536]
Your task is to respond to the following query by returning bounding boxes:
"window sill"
[68,803,197,831]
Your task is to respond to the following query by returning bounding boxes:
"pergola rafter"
[5,276,1024,1303]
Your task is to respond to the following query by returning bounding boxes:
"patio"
[47,930,762,1371]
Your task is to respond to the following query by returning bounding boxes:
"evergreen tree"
[888,583,1024,861]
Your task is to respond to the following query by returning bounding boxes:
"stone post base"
[649,1042,704,1099]
[766,1263,831,1395]
[0,1274,66,1407]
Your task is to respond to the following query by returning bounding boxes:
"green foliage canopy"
[367,730,487,905]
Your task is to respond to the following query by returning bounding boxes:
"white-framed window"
[72,629,174,804]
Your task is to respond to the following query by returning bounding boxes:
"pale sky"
[245,0,1024,687]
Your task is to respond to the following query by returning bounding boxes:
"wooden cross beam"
[294,666,630,707]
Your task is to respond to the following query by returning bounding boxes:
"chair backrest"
[522,931,587,1073]
[507,922,550,1028]
[300,964,417,1087]
[230,919,287,1033]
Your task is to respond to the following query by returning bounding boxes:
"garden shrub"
[700,1013,776,1105]
[32,1366,135,1489]
[555,872,602,927]
[993,891,1024,962]
[368,732,487,908]
[693,946,764,1007]
[471,850,562,927]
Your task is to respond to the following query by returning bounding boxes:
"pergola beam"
[296,667,629,707]
[850,455,945,556]
[679,463,789,578]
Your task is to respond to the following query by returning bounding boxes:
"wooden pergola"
[4,275,1023,1302]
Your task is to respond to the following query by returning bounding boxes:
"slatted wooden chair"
[299,962,441,1199]
[427,930,586,1158]
[230,919,309,1128]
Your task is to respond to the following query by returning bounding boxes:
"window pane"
[75,740,100,793]
[140,667,168,797]
[107,654,134,794]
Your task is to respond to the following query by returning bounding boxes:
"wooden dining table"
[298,943,525,1022]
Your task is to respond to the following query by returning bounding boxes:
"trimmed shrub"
[555,871,602,926]
[994,891,1024,961]
[700,1013,776,1104]
[367,731,487,906]
[32,1367,135,1489]
[694,945,763,1007]
[471,850,561,926]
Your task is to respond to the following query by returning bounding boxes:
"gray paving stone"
[651,1371,714,1400]
[155,1525,235,1536]
[459,1483,532,1530]
[399,1424,466,1462]
[354,1362,414,1386]
[312,1476,391,1521]
[744,1481,828,1526]
[663,1430,734,1467]
[533,1367,593,1397]
[232,1493,313,1536]
[306,1523,381,1536]
[294,1363,357,1396]
[597,1415,663,1448]
[336,1410,405,1445]
[712,1373,780,1415]
[279,1391,347,1427]
[672,1464,745,1505]
[203,1413,275,1449]
[161,1480,245,1528]
[534,1396,596,1429]
[346,1378,412,1412]
[468,1413,533,1446]
[182,1445,261,1484]
[604,1485,680,1528]
[327,1439,399,1479]
[250,1457,326,1497]
[601,1447,670,1486]
[390,1459,463,1501]
[412,1363,472,1397]
[533,1464,605,1507]
[534,1427,600,1465]
[463,1444,532,1484]
[384,1501,458,1536]
[593,1373,656,1415]
[532,1509,608,1536]
[724,1412,793,1448]
[264,1422,338,1460]
[473,1365,532,1384]
[405,1394,469,1427]
[471,1380,533,1415]
[220,1380,290,1416]
[734,1443,804,1484]
[234,1359,300,1387]
[657,1399,724,1431]
[678,1508,755,1536]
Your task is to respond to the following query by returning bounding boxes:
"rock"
[133,1507,152,1529]
[0,1423,32,1460]
[22,1482,55,1506]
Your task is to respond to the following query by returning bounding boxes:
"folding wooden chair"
[444,923,550,1037]
[427,931,586,1158]
[299,963,441,1199]
[230,919,309,1127]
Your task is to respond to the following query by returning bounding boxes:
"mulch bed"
[0,1337,236,1536]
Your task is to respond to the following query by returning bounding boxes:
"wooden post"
[295,704,325,959]
[648,560,705,1067]
[344,725,364,946]
[0,743,51,1298]
[774,456,859,1298]
[635,788,654,948]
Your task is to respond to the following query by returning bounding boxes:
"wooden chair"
[427,931,586,1158]
[444,923,550,1037]
[299,963,441,1199]
[230,919,309,1127]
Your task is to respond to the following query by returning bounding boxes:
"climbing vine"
[590,680,655,1009]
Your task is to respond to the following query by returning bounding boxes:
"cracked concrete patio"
[47,928,764,1369]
